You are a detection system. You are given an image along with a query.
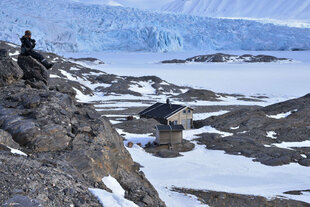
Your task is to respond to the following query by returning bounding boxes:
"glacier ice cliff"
[1,0,310,52]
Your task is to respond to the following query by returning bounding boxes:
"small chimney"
[166,99,172,109]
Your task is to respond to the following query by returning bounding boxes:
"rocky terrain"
[1,40,309,206]
[0,45,165,206]
[0,41,270,106]
[162,53,291,63]
[173,188,310,207]
[194,94,310,166]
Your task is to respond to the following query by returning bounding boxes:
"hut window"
[188,109,191,113]
[183,110,186,114]
[169,121,178,125]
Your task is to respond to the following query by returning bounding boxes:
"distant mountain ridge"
[161,0,310,21]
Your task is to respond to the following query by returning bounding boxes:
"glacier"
[1,0,310,53]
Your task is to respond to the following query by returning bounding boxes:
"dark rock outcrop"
[174,89,221,102]
[18,55,49,86]
[0,47,166,206]
[162,53,291,64]
[194,94,310,166]
[95,75,187,97]
[0,49,23,86]
[173,188,310,207]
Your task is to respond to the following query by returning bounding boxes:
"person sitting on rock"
[20,30,54,69]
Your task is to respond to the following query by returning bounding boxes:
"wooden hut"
[139,99,194,130]
[155,125,184,145]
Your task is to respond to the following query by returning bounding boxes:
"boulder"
[155,149,181,158]
[0,49,23,86]
[17,55,49,85]
[0,129,19,149]
[260,155,292,166]
[298,159,310,166]
[145,140,194,158]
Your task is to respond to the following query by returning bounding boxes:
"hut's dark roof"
[156,125,184,131]
[139,102,186,119]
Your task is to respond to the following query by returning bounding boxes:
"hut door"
[187,119,192,129]
[182,120,186,128]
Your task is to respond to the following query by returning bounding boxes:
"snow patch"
[109,120,122,124]
[102,175,125,197]
[266,110,297,119]
[5,42,18,48]
[7,146,27,156]
[70,67,80,71]
[272,140,310,149]
[50,74,61,78]
[89,175,138,207]
[129,81,156,95]
[266,131,277,139]
[9,51,19,56]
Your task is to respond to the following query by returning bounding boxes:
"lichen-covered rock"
[0,49,23,86]
[17,55,48,85]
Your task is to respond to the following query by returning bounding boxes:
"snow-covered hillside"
[70,0,173,10]
[1,0,310,53]
[162,0,310,22]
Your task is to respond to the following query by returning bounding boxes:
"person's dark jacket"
[20,36,36,55]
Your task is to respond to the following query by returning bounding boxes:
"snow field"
[123,126,310,206]
[69,51,310,98]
